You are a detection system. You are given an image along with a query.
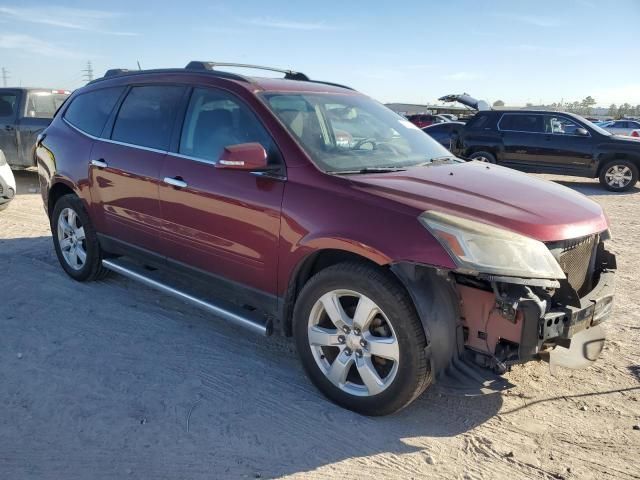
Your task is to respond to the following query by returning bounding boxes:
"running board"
[102,258,272,336]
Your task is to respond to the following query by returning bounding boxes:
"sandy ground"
[0,170,639,480]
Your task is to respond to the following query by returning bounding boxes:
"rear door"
[158,86,285,300]
[89,84,186,254]
[498,113,550,170]
[0,89,21,166]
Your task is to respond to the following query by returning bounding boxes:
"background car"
[0,149,16,211]
[599,119,640,136]
[421,121,464,149]
[0,88,71,168]
[406,113,439,128]
[450,107,639,191]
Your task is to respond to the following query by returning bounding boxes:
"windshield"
[262,92,456,173]
[573,114,612,136]
[26,91,70,119]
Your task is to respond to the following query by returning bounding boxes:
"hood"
[438,93,491,111]
[348,161,608,242]
[609,134,640,145]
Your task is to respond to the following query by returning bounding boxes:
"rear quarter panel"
[36,117,93,215]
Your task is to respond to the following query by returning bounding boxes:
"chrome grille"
[555,235,596,294]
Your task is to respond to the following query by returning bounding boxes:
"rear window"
[64,87,124,137]
[499,114,544,133]
[0,93,18,120]
[111,85,185,150]
[25,91,69,119]
[465,113,490,130]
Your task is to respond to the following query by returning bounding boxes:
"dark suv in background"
[37,63,616,415]
[0,88,71,168]
[439,94,640,191]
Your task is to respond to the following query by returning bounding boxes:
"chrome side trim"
[102,259,270,336]
[63,117,169,154]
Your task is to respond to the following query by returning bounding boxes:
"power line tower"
[1,68,9,87]
[82,61,94,82]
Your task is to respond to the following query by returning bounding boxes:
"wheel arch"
[47,180,77,218]
[596,151,640,176]
[280,248,385,336]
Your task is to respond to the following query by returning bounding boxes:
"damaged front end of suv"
[399,211,616,383]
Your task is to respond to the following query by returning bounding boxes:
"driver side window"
[179,88,277,163]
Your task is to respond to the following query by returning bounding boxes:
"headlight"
[419,211,566,279]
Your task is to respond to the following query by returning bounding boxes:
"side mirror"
[575,128,589,136]
[215,143,268,171]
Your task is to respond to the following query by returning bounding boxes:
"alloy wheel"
[605,165,633,189]
[57,207,87,270]
[307,289,400,397]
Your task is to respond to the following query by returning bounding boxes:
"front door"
[159,87,285,299]
[89,84,185,254]
[538,115,594,172]
[0,90,20,166]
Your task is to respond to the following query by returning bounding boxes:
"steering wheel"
[352,138,377,150]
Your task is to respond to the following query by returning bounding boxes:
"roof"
[87,62,356,95]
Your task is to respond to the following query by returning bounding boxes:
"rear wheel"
[469,151,496,164]
[599,160,638,192]
[51,194,109,281]
[293,262,431,416]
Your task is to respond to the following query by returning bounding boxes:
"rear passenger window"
[179,88,276,163]
[112,86,184,150]
[0,93,18,120]
[465,114,490,130]
[499,114,544,133]
[64,87,124,136]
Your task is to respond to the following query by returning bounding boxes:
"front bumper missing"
[456,259,615,371]
[540,270,615,343]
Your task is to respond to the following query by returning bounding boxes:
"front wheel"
[599,160,638,192]
[293,262,431,416]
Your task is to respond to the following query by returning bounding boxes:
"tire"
[51,194,109,281]
[469,151,497,163]
[293,262,431,416]
[599,160,638,192]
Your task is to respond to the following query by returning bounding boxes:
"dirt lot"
[1,171,639,480]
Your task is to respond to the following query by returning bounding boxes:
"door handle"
[90,159,108,168]
[4,125,14,131]
[163,176,188,188]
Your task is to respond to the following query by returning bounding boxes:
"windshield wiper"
[327,166,406,175]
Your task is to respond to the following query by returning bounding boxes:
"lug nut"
[344,348,352,356]
[356,349,363,358]
[353,328,361,336]
[342,326,350,334]
[338,335,346,344]
[359,339,367,348]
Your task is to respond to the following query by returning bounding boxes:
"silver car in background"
[600,119,640,136]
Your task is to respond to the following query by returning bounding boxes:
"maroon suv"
[37,62,616,416]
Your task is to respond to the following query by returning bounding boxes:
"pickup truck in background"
[0,88,71,168]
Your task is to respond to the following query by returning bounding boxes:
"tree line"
[492,97,640,118]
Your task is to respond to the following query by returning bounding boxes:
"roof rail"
[104,68,132,78]
[185,61,310,81]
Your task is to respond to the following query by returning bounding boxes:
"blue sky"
[1,0,639,106]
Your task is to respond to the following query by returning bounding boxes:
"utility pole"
[82,61,94,82]
[1,68,9,87]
